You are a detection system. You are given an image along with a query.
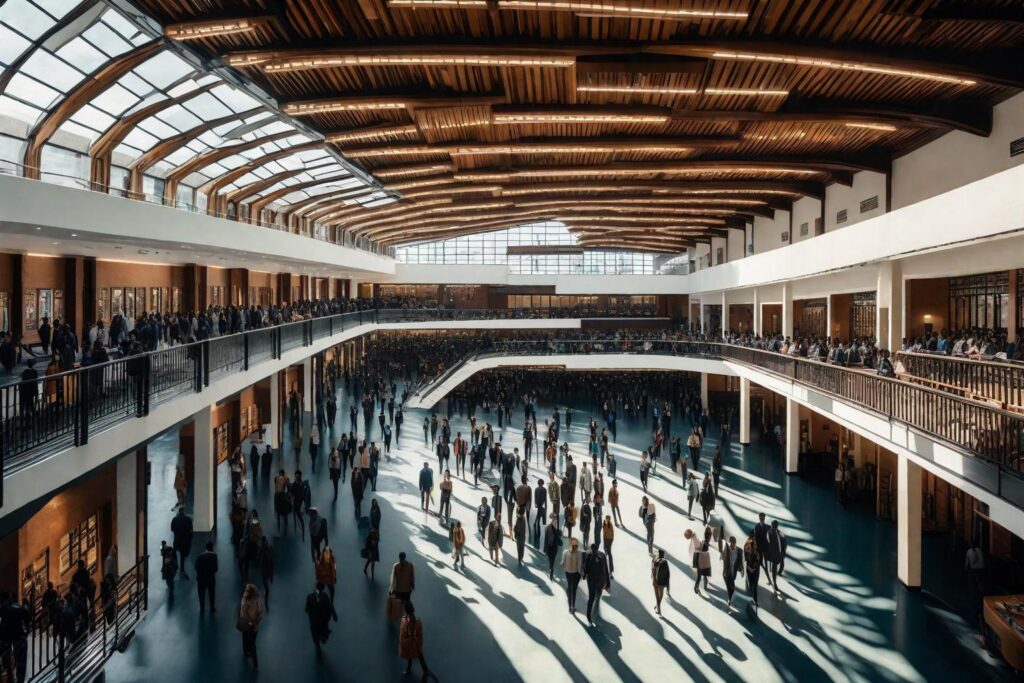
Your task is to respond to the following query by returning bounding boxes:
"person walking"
[419,462,434,512]
[362,527,380,579]
[543,514,561,580]
[160,541,178,598]
[328,447,342,501]
[582,542,611,626]
[305,582,338,653]
[609,480,622,527]
[652,549,670,615]
[693,532,712,596]
[711,447,723,495]
[316,546,338,602]
[309,508,329,562]
[699,474,716,525]
[170,507,194,579]
[487,513,503,566]
[258,536,274,612]
[274,470,292,536]
[238,584,264,671]
[561,537,582,615]
[639,450,651,491]
[641,497,656,555]
[514,510,527,566]
[766,520,787,591]
[451,521,466,569]
[439,470,453,523]
[687,427,702,471]
[579,502,592,549]
[602,516,615,579]
[744,533,762,609]
[388,552,416,603]
[721,536,744,610]
[686,473,700,520]
[194,541,218,614]
[399,602,432,679]
[351,468,365,517]
[563,501,577,541]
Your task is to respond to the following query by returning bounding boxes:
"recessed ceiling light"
[71,233,78,237]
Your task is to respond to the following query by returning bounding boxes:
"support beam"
[784,398,799,474]
[302,358,313,416]
[193,405,216,533]
[897,456,923,589]
[268,372,280,450]
[282,93,507,117]
[116,450,140,576]
[700,372,709,410]
[739,378,751,445]
[720,292,728,336]
[753,288,762,336]
[876,260,904,352]
[163,131,294,204]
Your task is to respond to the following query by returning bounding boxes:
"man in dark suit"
[194,542,218,614]
[170,507,194,579]
[304,582,337,652]
[582,542,611,625]
[753,512,772,578]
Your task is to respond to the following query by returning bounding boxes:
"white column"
[826,293,834,340]
[877,260,904,351]
[739,377,751,445]
[268,372,280,449]
[194,405,216,533]
[781,282,793,339]
[897,456,922,588]
[753,288,762,336]
[349,279,360,300]
[116,452,138,576]
[699,300,706,335]
[720,291,728,336]
[784,398,799,474]
[302,357,313,416]
[700,372,709,410]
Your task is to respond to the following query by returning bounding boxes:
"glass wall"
[395,221,655,274]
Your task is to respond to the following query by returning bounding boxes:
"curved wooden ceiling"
[135,0,1024,249]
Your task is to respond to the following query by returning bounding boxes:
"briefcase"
[386,596,404,621]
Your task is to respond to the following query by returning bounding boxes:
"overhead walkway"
[407,339,1024,539]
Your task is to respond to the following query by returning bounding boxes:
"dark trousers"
[197,580,215,612]
[242,629,258,665]
[566,572,581,609]
[586,579,604,621]
[546,550,557,577]
[604,538,614,574]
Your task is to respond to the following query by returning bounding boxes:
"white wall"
[790,196,822,243]
[825,170,888,232]
[752,209,790,254]
[893,92,1024,209]
[727,225,746,262]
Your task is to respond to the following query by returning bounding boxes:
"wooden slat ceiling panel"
[135,0,1023,249]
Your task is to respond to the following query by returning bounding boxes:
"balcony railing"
[0,555,147,683]
[895,351,1024,412]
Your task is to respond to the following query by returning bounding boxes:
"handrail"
[0,157,395,258]
[895,350,1024,410]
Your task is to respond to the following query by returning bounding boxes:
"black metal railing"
[0,556,147,683]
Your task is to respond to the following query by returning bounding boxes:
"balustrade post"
[243,334,250,371]
[142,355,151,416]
[202,341,210,388]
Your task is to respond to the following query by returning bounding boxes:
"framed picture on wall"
[97,288,109,323]
[53,289,64,322]
[23,291,37,331]
[59,513,98,575]
[125,288,135,319]
[111,288,123,317]
[20,549,49,614]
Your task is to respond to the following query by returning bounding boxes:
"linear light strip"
[844,122,898,132]
[261,55,575,72]
[389,1,749,20]
[493,113,669,124]
[327,125,420,143]
[285,102,407,115]
[576,86,789,97]
[454,166,818,179]
[711,51,976,86]
[167,21,257,39]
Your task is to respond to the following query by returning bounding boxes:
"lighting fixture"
[389,1,748,21]
[420,119,492,131]
[261,54,575,72]
[374,164,454,179]
[703,88,789,97]
[166,19,260,40]
[327,125,419,144]
[284,101,407,116]
[452,172,514,182]
[385,177,458,191]
[711,51,976,86]
[452,144,688,155]
[346,146,442,158]
[491,166,818,178]
[403,185,504,198]
[577,85,699,95]
[844,122,898,132]
[494,112,669,124]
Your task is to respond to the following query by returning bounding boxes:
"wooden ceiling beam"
[248,175,361,221]
[885,6,1024,26]
[339,135,740,158]
[283,93,507,116]
[202,141,325,211]
[284,187,383,218]
[645,40,1020,89]
[491,180,821,199]
[326,123,421,145]
[575,54,706,75]
[165,15,278,40]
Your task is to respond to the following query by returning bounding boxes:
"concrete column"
[699,301,706,334]
[876,260,904,351]
[739,378,751,445]
[784,398,799,474]
[720,291,728,336]
[115,452,138,576]
[753,289,762,337]
[897,456,922,588]
[826,294,834,340]
[194,406,216,533]
[302,357,313,416]
[349,279,360,300]
[781,282,794,338]
[1007,269,1018,343]
[700,372,709,409]
[268,372,280,449]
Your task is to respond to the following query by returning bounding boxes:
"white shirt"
[561,548,582,573]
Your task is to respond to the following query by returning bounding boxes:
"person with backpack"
[652,549,670,614]
[699,473,716,525]
[309,509,328,561]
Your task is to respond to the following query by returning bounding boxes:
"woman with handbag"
[744,533,762,609]
[694,529,713,596]
[237,584,264,671]
[399,602,432,678]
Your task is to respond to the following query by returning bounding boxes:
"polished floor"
[104,379,1010,682]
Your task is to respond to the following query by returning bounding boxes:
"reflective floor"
[104,379,1011,682]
